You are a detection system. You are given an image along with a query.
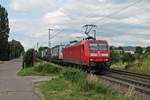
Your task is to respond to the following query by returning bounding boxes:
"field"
[35,78,128,100]
[18,62,129,100]
[111,59,150,75]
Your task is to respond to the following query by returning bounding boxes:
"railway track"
[98,69,150,95]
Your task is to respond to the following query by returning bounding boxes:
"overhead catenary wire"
[44,0,144,40]
[95,0,143,26]
[50,29,64,39]
[90,0,144,38]
[26,0,144,48]
[81,0,141,37]
[60,0,144,35]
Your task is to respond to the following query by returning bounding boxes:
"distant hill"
[110,46,146,52]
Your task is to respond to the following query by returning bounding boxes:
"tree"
[122,53,135,64]
[118,46,124,54]
[110,50,121,64]
[118,46,123,50]
[23,49,34,68]
[145,46,150,54]
[134,46,144,61]
[0,5,10,60]
[122,53,135,69]
[110,46,114,50]
[38,46,48,52]
[135,46,143,54]
[9,39,24,59]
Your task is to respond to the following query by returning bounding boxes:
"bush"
[61,68,86,82]
[122,53,135,64]
[61,68,111,93]
[110,50,121,64]
[23,49,34,68]
[34,63,62,74]
[135,46,143,54]
[82,80,109,93]
[61,68,87,86]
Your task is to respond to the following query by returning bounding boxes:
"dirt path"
[0,59,47,100]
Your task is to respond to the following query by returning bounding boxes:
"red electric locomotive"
[63,38,110,72]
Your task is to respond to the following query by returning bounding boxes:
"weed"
[19,61,130,99]
[36,78,129,100]
[34,62,62,74]
[60,68,87,86]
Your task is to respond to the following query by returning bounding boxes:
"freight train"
[39,37,110,73]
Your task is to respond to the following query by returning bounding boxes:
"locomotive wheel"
[86,67,95,74]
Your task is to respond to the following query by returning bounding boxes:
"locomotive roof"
[87,40,107,42]
[52,44,65,49]
[65,39,108,48]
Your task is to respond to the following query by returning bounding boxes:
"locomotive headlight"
[104,58,108,61]
[90,53,98,56]
[90,59,94,61]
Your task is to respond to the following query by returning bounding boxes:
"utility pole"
[37,42,39,51]
[48,29,53,49]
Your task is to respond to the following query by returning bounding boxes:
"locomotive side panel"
[63,45,81,64]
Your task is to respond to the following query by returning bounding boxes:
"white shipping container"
[51,45,64,59]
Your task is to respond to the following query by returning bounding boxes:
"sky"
[0,0,150,50]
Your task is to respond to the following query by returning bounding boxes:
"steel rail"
[98,75,150,95]
[97,69,150,95]
[110,69,150,80]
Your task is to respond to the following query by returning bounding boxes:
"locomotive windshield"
[90,43,107,50]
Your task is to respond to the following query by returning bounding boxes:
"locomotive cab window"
[90,43,107,50]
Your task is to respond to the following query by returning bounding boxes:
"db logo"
[98,51,101,54]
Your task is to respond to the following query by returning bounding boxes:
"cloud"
[8,0,150,50]
[44,8,70,24]
[10,0,56,12]
[9,18,50,49]
[143,40,150,44]
[126,15,150,24]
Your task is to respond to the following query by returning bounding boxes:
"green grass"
[111,61,127,70]
[19,61,130,100]
[18,62,62,76]
[112,59,150,75]
[35,78,129,100]
[18,67,49,76]
[127,59,150,75]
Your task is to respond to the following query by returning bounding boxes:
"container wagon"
[51,45,65,64]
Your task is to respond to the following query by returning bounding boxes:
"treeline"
[0,5,24,60]
[9,39,24,59]
[0,5,9,60]
[110,46,150,68]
